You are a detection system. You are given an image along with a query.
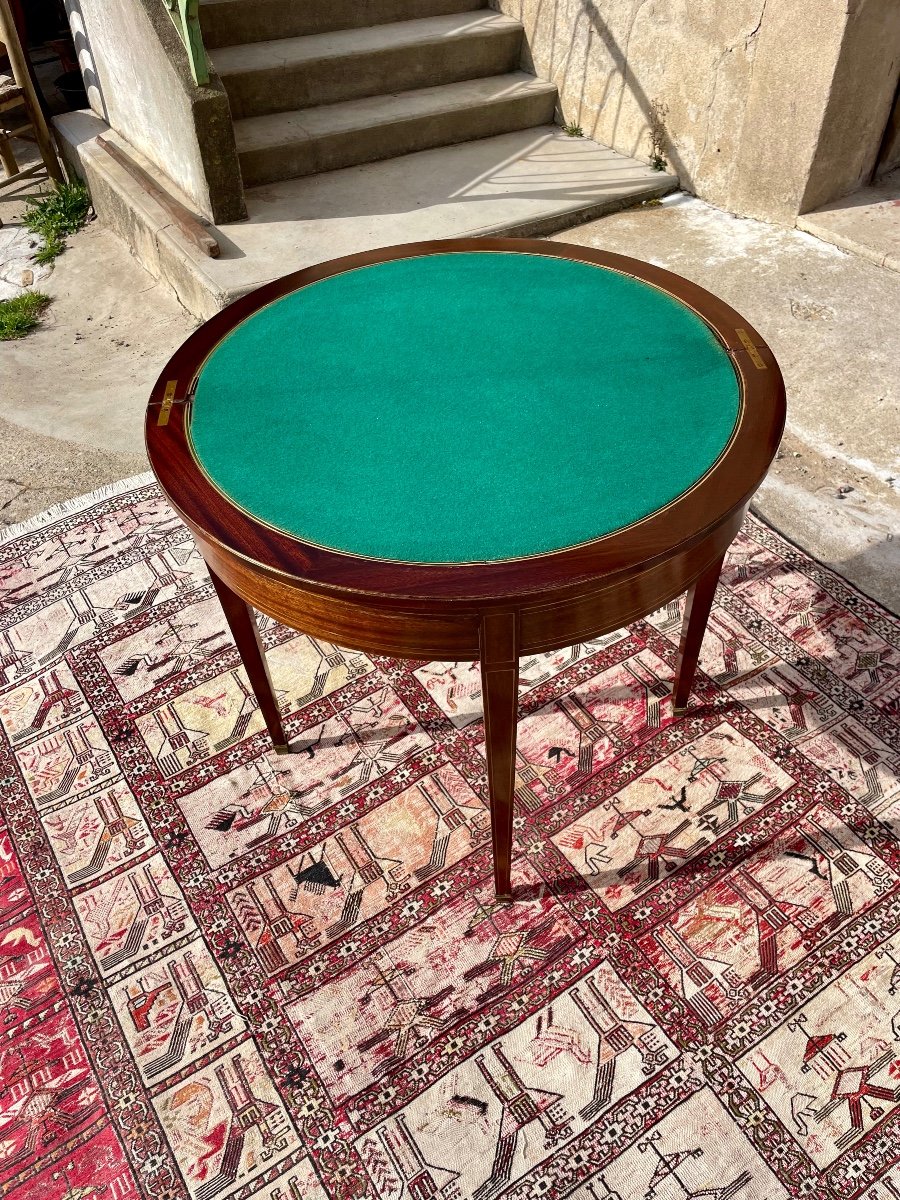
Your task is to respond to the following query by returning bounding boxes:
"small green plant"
[563,121,584,137]
[0,292,52,340]
[648,98,669,171]
[23,180,91,264]
[35,234,65,265]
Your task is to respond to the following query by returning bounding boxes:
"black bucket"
[54,70,88,111]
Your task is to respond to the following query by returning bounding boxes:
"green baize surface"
[190,252,740,563]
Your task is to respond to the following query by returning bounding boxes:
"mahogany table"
[145,238,785,900]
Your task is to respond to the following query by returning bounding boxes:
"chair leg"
[0,130,18,178]
[0,0,64,185]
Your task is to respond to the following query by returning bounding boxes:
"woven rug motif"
[1,476,899,1200]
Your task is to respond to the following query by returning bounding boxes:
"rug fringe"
[0,472,158,546]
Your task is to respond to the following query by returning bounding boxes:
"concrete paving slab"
[798,169,900,272]
[0,219,194,459]
[0,139,54,300]
[0,223,53,300]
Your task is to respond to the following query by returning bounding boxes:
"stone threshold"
[797,169,900,273]
[55,109,677,320]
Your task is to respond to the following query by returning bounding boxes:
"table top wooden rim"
[145,237,786,606]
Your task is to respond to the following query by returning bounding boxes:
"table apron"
[195,511,744,661]
[521,515,741,654]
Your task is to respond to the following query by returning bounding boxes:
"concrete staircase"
[202,3,557,188]
[56,2,679,318]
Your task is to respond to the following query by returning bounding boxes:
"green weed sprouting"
[648,99,669,171]
[0,292,52,340]
[22,180,91,264]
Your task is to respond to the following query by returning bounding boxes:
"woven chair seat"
[0,74,24,105]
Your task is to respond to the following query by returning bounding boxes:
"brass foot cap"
[495,892,513,904]
[673,706,687,717]
[273,743,292,755]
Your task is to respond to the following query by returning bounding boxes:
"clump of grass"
[563,121,584,137]
[0,292,52,340]
[23,180,91,264]
[35,233,65,264]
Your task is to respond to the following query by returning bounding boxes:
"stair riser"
[221,29,523,120]
[239,90,557,187]
[202,0,487,49]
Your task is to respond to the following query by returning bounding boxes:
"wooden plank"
[96,135,220,258]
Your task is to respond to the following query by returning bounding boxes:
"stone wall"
[799,0,900,210]
[490,0,900,224]
[64,0,245,223]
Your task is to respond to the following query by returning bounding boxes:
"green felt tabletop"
[190,251,740,563]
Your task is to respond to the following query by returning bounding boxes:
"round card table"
[145,238,785,901]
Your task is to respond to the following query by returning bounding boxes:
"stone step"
[200,0,487,49]
[235,73,558,187]
[212,12,523,121]
[55,110,679,321]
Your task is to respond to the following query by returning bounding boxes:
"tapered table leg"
[480,611,519,901]
[672,550,727,714]
[207,563,290,752]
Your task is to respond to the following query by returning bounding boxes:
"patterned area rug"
[1,475,899,1200]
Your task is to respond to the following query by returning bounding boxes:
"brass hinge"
[735,328,767,370]
[157,380,179,426]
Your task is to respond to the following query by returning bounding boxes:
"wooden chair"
[0,0,64,189]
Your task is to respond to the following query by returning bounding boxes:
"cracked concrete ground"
[0,184,897,612]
